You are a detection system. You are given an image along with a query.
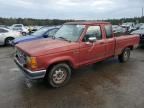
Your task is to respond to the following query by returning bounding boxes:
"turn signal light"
[26,56,38,69]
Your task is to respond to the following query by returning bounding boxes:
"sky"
[0,0,144,20]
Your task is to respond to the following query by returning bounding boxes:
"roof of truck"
[65,21,110,25]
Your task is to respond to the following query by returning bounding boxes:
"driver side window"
[83,26,102,42]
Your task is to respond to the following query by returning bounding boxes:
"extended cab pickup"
[14,22,139,88]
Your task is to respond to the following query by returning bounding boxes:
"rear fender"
[119,45,133,55]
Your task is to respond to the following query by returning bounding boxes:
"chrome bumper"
[14,58,46,80]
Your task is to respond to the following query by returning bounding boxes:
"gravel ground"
[0,46,144,108]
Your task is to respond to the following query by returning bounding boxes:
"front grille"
[15,49,26,65]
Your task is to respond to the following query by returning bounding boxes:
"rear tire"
[118,48,131,63]
[45,63,71,88]
[22,32,26,36]
[5,37,14,46]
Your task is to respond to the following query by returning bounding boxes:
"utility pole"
[142,7,144,17]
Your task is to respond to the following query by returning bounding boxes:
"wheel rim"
[6,39,13,45]
[22,33,26,36]
[124,50,129,61]
[52,67,67,84]
[8,40,12,44]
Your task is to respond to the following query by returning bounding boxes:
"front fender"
[45,56,77,69]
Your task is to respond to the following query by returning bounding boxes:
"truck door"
[104,25,115,57]
[79,25,106,65]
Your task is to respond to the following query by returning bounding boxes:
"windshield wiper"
[57,37,71,42]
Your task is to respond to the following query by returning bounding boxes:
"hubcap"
[6,39,13,45]
[8,40,12,44]
[52,68,67,84]
[124,51,129,61]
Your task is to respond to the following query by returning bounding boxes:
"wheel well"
[127,45,134,50]
[22,32,26,34]
[119,45,133,56]
[5,37,14,40]
[5,37,14,42]
[46,60,73,73]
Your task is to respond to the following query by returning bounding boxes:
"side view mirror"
[88,37,97,43]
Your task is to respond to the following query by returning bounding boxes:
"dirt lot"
[0,46,144,108]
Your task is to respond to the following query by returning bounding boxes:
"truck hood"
[16,38,78,56]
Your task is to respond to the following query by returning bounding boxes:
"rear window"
[105,25,113,38]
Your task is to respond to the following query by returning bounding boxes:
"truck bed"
[115,34,139,56]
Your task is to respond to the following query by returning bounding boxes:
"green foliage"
[105,17,144,25]
[0,17,74,26]
[0,17,144,26]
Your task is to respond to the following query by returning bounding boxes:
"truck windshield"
[54,24,85,42]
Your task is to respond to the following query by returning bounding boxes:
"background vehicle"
[0,25,9,29]
[11,26,59,46]
[0,27,21,45]
[135,23,144,29]
[14,22,139,88]
[28,27,38,35]
[112,25,126,33]
[121,22,136,33]
[131,25,144,45]
[27,26,43,35]
[10,24,29,36]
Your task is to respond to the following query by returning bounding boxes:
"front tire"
[118,48,131,63]
[46,63,71,88]
[5,37,14,46]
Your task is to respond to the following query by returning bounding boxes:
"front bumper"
[14,58,46,80]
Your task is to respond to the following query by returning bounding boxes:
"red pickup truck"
[14,22,139,88]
